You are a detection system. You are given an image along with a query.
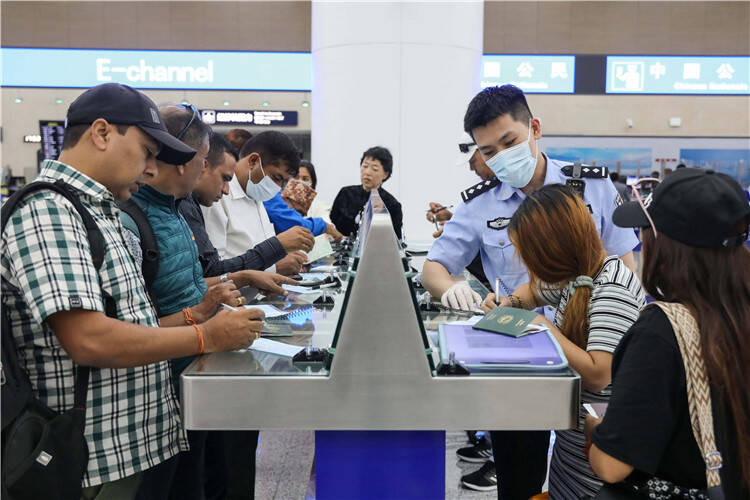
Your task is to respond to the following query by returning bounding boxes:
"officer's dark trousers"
[204,430,260,500]
[489,430,550,500]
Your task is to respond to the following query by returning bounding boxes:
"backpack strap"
[649,302,725,499]
[116,199,160,313]
[1,180,118,430]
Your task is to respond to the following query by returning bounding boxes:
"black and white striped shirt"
[539,256,646,499]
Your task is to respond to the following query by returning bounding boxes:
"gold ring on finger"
[236,296,245,307]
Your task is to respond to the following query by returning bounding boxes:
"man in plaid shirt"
[1,83,264,498]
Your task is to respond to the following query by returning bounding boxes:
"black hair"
[676,163,687,169]
[464,85,533,136]
[160,105,212,150]
[61,123,129,150]
[239,131,300,177]
[225,128,252,153]
[651,171,660,179]
[360,146,393,181]
[299,160,318,190]
[609,172,620,182]
[207,132,238,168]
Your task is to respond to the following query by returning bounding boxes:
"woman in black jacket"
[330,146,403,239]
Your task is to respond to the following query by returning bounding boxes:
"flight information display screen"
[40,120,65,160]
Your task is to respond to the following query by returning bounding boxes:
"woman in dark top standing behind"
[587,168,750,499]
[330,146,403,239]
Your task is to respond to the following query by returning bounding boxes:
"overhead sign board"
[481,55,576,93]
[200,109,298,126]
[1,48,311,91]
[606,56,749,94]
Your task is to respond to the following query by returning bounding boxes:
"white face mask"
[245,156,281,202]
[484,122,539,188]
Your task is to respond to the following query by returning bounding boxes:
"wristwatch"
[220,273,229,283]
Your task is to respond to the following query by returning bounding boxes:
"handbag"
[593,302,726,500]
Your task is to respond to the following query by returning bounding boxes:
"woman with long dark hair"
[480,184,646,498]
[587,168,750,499]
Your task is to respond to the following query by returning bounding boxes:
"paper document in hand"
[245,304,288,318]
[282,284,323,294]
[249,338,304,358]
[304,235,335,263]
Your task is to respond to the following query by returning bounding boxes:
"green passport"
[260,323,294,337]
[472,306,541,337]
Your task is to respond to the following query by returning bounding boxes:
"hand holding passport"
[473,306,548,337]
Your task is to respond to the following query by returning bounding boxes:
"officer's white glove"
[441,282,482,311]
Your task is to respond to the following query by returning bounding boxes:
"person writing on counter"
[330,146,403,239]
[480,184,645,499]
[1,84,263,500]
[422,86,641,499]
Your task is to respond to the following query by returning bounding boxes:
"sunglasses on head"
[175,104,199,141]
[458,142,476,154]
[631,177,661,237]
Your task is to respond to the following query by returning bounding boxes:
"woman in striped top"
[480,184,646,499]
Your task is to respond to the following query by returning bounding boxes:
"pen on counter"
[494,277,500,302]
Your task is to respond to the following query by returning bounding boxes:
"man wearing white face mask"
[422,85,639,499]
[202,131,318,276]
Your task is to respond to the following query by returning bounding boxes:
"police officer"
[422,85,639,500]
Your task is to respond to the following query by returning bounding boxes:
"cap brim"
[140,125,197,165]
[612,201,651,228]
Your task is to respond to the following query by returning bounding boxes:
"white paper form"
[249,338,304,358]
[304,235,335,263]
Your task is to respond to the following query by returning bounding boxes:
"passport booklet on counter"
[472,306,546,337]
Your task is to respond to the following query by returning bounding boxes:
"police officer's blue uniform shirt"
[427,154,639,303]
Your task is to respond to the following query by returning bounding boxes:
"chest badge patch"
[487,217,511,230]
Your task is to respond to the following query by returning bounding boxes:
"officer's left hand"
[480,293,511,313]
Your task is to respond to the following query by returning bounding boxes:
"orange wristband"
[192,324,205,354]
[183,307,196,325]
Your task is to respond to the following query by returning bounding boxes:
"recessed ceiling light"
[55,98,63,104]
[181,99,190,105]
[14,97,22,104]
[301,101,310,108]
[262,101,270,107]
[223,100,230,106]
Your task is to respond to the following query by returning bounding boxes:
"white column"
[311,1,484,241]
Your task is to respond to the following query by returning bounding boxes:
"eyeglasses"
[631,177,661,237]
[175,104,199,141]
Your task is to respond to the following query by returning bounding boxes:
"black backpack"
[1,180,116,500]
[116,199,161,314]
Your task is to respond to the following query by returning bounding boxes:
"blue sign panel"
[481,55,576,93]
[606,56,750,95]
[1,48,312,91]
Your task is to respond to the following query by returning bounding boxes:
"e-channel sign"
[200,110,298,127]
[606,56,750,95]
[40,120,65,160]
[481,55,576,93]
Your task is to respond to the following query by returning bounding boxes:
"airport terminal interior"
[1,1,749,500]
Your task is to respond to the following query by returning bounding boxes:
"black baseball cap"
[65,83,196,165]
[613,168,750,248]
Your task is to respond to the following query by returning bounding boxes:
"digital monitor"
[39,120,65,161]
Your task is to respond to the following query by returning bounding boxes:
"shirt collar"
[132,184,177,208]
[38,160,113,202]
[495,153,556,202]
[229,175,247,200]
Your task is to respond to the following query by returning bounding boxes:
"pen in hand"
[494,277,500,305]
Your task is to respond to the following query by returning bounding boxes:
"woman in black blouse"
[330,146,403,239]
[586,169,750,499]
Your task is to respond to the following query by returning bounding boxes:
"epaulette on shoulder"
[460,178,500,203]
[560,161,609,179]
